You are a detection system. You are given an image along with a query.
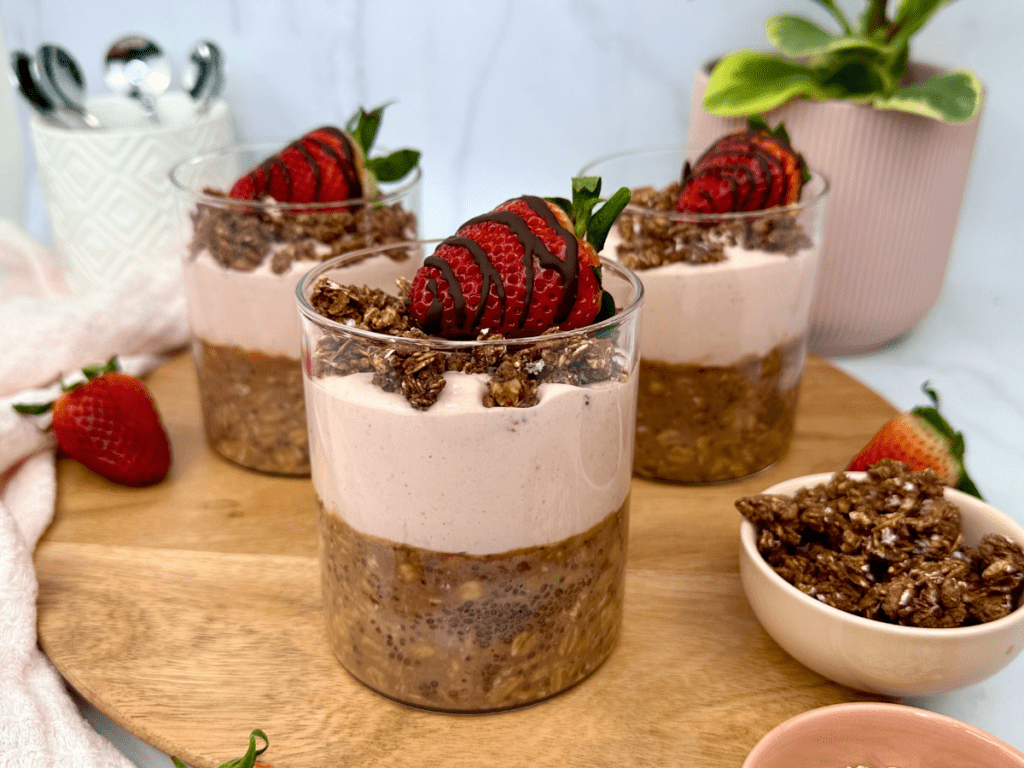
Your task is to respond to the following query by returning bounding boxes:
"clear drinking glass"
[297,241,643,712]
[170,144,421,475]
[580,147,829,484]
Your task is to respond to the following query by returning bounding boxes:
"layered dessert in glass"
[296,184,643,711]
[581,133,828,484]
[170,111,420,475]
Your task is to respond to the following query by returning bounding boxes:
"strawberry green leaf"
[594,290,617,324]
[872,69,983,123]
[747,115,792,145]
[547,196,573,219]
[746,115,770,133]
[346,103,392,156]
[587,186,631,252]
[911,382,983,500]
[704,53,841,117]
[173,729,269,768]
[12,401,53,415]
[365,149,420,183]
[81,357,119,381]
[569,176,602,241]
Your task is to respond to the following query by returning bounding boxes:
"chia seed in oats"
[317,498,628,711]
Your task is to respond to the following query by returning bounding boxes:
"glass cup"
[297,241,644,712]
[170,144,421,475]
[580,147,829,484]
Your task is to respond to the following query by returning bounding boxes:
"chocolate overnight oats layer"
[317,499,629,712]
[194,340,310,475]
[633,338,806,484]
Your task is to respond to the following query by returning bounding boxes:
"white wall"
[2,0,1021,287]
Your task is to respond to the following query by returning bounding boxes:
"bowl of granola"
[742,702,1024,767]
[736,461,1024,696]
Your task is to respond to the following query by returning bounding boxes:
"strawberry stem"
[548,177,631,254]
[172,729,269,768]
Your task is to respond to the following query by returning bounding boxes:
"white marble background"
[1,0,1022,765]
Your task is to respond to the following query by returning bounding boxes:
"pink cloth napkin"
[0,221,189,766]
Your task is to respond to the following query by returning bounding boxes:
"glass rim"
[579,145,830,223]
[168,140,422,211]
[295,238,645,349]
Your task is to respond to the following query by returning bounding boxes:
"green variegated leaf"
[703,53,839,117]
[766,15,838,57]
[872,69,983,122]
[891,0,955,46]
[808,0,852,34]
[769,14,893,61]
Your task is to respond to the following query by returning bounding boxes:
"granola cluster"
[308,277,626,410]
[736,460,1024,628]
[615,182,811,270]
[190,188,416,273]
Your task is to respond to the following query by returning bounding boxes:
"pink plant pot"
[689,63,982,357]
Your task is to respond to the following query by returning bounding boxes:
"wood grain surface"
[36,352,895,767]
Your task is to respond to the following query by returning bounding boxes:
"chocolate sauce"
[420,195,580,335]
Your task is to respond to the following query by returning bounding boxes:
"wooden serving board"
[36,352,894,767]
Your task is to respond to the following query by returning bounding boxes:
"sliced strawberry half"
[677,117,807,215]
[228,104,419,205]
[407,177,630,339]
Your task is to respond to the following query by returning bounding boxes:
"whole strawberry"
[14,359,171,486]
[407,177,630,339]
[677,117,808,215]
[229,103,420,204]
[847,383,982,499]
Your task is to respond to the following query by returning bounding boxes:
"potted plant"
[688,0,984,356]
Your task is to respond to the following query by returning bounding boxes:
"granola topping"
[308,278,627,410]
[736,460,1024,628]
[615,182,811,270]
[190,187,417,273]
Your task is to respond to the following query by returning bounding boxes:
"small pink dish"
[743,702,1024,768]
[739,473,1024,696]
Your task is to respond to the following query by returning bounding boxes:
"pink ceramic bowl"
[740,472,1024,696]
[743,702,1024,768]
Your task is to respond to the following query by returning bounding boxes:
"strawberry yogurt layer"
[298,181,641,712]
[184,245,415,358]
[171,106,420,476]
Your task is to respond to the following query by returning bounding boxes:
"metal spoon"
[103,34,171,123]
[182,39,224,117]
[8,49,84,128]
[34,43,101,128]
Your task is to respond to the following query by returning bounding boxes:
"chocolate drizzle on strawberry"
[240,126,362,202]
[310,127,362,199]
[423,236,505,330]
[418,195,581,336]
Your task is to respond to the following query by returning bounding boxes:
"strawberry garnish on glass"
[406,177,630,339]
[228,103,419,204]
[677,116,809,215]
[13,358,172,486]
[847,383,983,499]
